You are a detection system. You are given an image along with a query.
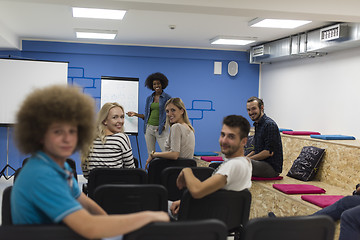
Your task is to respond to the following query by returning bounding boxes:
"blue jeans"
[312,195,360,240]
[312,195,360,221]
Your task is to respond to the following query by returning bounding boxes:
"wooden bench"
[250,133,360,239]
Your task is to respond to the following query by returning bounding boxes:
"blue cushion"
[194,151,218,156]
[310,135,356,140]
[279,128,293,132]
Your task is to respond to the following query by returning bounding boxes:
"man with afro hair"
[12,85,169,239]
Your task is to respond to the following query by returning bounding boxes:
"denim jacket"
[144,91,171,134]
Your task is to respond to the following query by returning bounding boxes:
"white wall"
[260,46,360,138]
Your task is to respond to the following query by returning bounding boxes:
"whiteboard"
[101,77,139,134]
[0,58,68,124]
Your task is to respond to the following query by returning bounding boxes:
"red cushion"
[200,156,224,162]
[282,131,321,135]
[252,176,283,181]
[273,184,326,194]
[301,195,345,208]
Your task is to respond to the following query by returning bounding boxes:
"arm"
[77,192,107,215]
[248,149,274,161]
[63,209,169,239]
[176,168,227,199]
[126,111,144,120]
[145,151,180,169]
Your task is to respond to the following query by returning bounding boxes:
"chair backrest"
[123,219,228,240]
[178,189,251,233]
[0,225,86,240]
[2,186,13,225]
[87,168,148,198]
[148,158,196,184]
[93,184,167,214]
[242,215,335,240]
[161,167,214,201]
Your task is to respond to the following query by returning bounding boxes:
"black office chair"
[161,166,214,201]
[1,186,86,240]
[242,215,335,240]
[178,189,251,240]
[147,157,196,184]
[86,168,148,198]
[93,184,167,214]
[0,225,86,240]
[123,219,228,240]
[2,185,12,225]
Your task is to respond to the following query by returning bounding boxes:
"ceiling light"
[249,18,311,29]
[210,36,256,46]
[72,7,126,20]
[75,30,117,39]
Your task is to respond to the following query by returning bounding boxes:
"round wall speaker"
[228,61,238,76]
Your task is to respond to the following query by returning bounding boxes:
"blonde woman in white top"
[145,98,195,169]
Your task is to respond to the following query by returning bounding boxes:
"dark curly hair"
[223,115,250,140]
[144,72,169,90]
[14,85,96,155]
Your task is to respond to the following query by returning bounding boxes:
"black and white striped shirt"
[82,133,135,179]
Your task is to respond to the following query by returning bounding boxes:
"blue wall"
[0,40,259,174]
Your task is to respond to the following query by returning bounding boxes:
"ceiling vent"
[250,23,359,64]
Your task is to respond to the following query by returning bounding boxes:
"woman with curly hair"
[127,72,171,154]
[12,85,169,239]
[145,98,195,169]
[81,102,136,179]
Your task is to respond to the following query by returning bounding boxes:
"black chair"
[161,166,214,201]
[178,189,251,240]
[93,184,167,214]
[242,215,335,240]
[1,186,86,240]
[2,186,12,225]
[86,168,148,198]
[123,219,228,240]
[0,225,86,240]
[148,158,196,184]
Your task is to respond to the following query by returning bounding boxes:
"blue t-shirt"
[11,151,82,224]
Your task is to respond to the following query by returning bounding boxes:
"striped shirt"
[82,133,135,179]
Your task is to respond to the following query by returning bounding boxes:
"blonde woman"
[145,98,195,169]
[82,102,135,178]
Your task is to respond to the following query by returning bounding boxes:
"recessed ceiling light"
[210,36,256,46]
[249,18,311,29]
[75,30,117,39]
[72,7,126,20]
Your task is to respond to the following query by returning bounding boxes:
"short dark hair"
[222,115,250,139]
[145,72,169,90]
[247,96,264,109]
[15,85,95,155]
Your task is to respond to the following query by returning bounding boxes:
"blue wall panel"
[0,40,259,174]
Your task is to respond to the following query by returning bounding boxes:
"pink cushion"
[301,195,345,208]
[200,156,224,162]
[252,176,283,181]
[273,184,326,194]
[282,131,321,135]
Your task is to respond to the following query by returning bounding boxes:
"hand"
[126,111,137,117]
[170,200,181,215]
[176,169,186,190]
[145,155,153,170]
